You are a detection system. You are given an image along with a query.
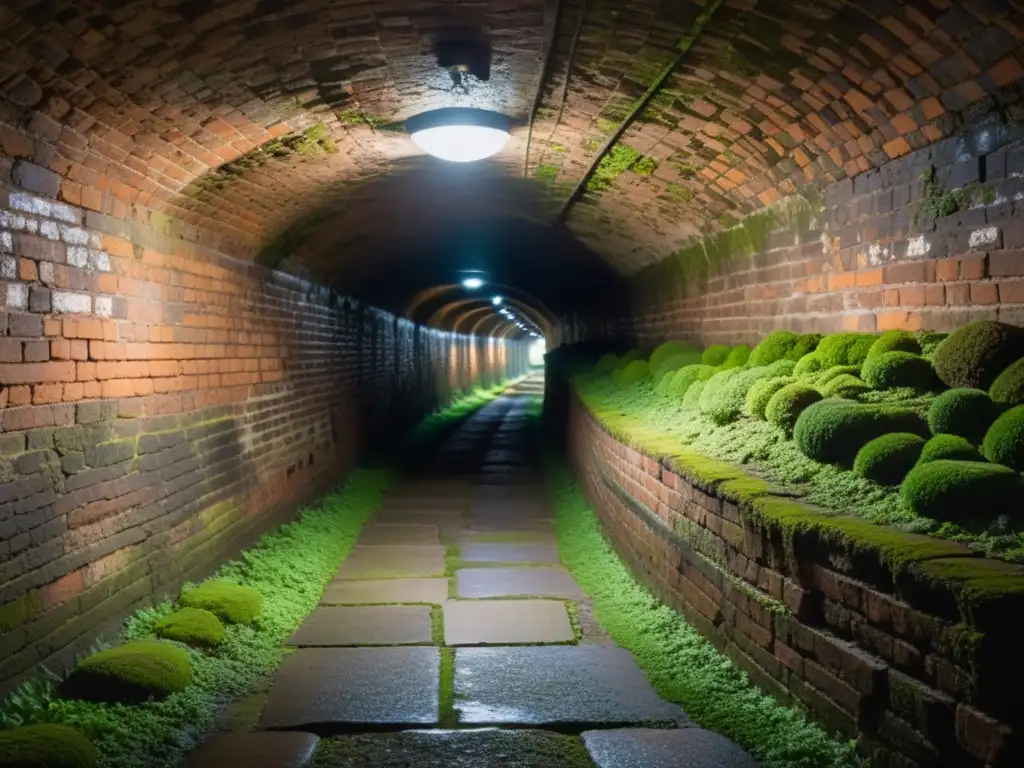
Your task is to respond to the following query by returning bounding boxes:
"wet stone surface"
[443,599,574,645]
[320,578,449,605]
[185,732,319,768]
[582,728,760,768]
[459,542,561,564]
[289,606,433,646]
[259,647,439,729]
[333,545,446,579]
[357,523,441,545]
[456,566,584,598]
[455,646,687,727]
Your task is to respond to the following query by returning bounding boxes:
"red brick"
[970,282,999,305]
[38,569,85,610]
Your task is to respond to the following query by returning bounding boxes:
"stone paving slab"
[459,530,557,546]
[582,728,759,767]
[288,606,432,646]
[460,543,560,564]
[185,732,319,768]
[258,647,439,729]
[467,518,556,534]
[444,599,574,645]
[456,567,584,598]
[311,730,596,767]
[321,578,449,605]
[333,545,446,579]
[357,523,440,545]
[378,497,466,512]
[455,647,687,727]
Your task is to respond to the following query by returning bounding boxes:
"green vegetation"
[990,357,1024,405]
[587,144,642,193]
[860,351,936,391]
[918,435,982,465]
[912,167,987,227]
[748,331,821,367]
[652,351,701,386]
[62,641,192,704]
[649,340,696,374]
[593,353,619,374]
[793,401,928,467]
[535,163,560,180]
[701,344,730,366]
[722,344,751,369]
[256,208,332,268]
[153,608,225,649]
[663,364,717,398]
[632,155,658,175]
[901,460,1021,531]
[819,374,869,399]
[932,320,1024,389]
[793,353,823,377]
[866,330,921,360]
[0,724,96,768]
[617,360,650,386]
[401,382,514,463]
[703,361,794,425]
[854,434,925,486]
[927,388,998,443]
[179,581,262,625]
[765,383,821,436]
[816,333,876,368]
[982,405,1024,470]
[545,462,858,768]
[746,376,797,420]
[916,331,948,356]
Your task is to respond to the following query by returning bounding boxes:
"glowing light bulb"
[411,125,511,162]
[462,277,484,289]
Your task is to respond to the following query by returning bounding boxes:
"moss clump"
[666,364,718,398]
[861,351,936,391]
[721,344,751,369]
[653,351,702,387]
[793,400,929,466]
[617,360,650,386]
[180,581,263,624]
[820,374,870,399]
[748,331,821,367]
[698,369,742,415]
[63,640,192,703]
[918,434,983,465]
[866,330,922,360]
[153,608,225,648]
[701,344,730,366]
[0,724,97,768]
[793,353,824,377]
[703,361,795,425]
[901,460,1022,530]
[765,383,822,436]
[683,379,709,410]
[916,331,948,357]
[816,333,877,368]
[593,353,619,374]
[990,357,1024,406]
[745,375,797,420]
[620,349,645,365]
[587,144,642,193]
[927,388,999,443]
[933,320,1024,390]
[649,340,696,375]
[814,365,861,386]
[982,405,1024,471]
[853,433,926,485]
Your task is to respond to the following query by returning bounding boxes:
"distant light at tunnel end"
[462,277,484,289]
[491,295,502,305]
[407,108,512,163]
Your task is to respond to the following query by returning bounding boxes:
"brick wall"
[564,392,1021,767]
[0,185,528,692]
[625,118,1024,348]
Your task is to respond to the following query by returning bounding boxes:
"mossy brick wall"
[565,393,1021,767]
[625,119,1024,348]
[0,186,529,692]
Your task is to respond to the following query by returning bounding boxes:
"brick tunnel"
[2,1,1024,766]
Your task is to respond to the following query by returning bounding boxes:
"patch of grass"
[438,648,459,727]
[587,144,642,193]
[544,460,858,768]
[535,163,560,180]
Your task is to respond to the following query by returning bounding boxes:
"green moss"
[933,321,1024,390]
[927,388,998,443]
[649,340,697,374]
[814,365,861,386]
[816,333,877,368]
[793,353,823,377]
[153,608,225,648]
[982,405,1024,470]
[902,460,1022,531]
[793,400,928,466]
[722,344,751,369]
[748,331,820,367]
[653,352,703,388]
[765,383,822,436]
[683,379,709,410]
[861,351,936,391]
[746,376,797,420]
[593,353,620,374]
[913,167,980,226]
[698,368,742,415]
[587,144,642,193]
[535,163,559,180]
[666,364,718,399]
[0,724,96,768]
[620,349,645,364]
[989,357,1024,405]
[616,360,650,386]
[180,581,262,625]
[63,640,192,704]
[701,344,730,366]
[918,435,982,465]
[916,331,948,357]
[909,556,1024,628]
[866,330,921,360]
[854,433,926,486]
[0,592,42,633]
[632,155,658,175]
[820,374,870,399]
[703,361,795,425]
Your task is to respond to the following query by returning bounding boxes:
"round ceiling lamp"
[407,107,512,163]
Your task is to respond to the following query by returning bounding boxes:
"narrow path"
[184,376,759,767]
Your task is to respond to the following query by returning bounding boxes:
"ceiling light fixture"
[491,295,502,305]
[408,108,512,163]
[462,277,484,289]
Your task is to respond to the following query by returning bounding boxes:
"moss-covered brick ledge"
[562,386,1023,767]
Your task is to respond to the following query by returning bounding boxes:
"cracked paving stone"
[444,599,574,645]
[320,578,450,605]
[289,605,433,646]
[258,647,439,729]
[456,567,584,598]
[455,646,687,727]
[185,732,319,768]
[357,523,440,545]
[333,545,446,579]
[583,728,760,768]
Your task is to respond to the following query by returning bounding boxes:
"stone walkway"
[184,377,759,767]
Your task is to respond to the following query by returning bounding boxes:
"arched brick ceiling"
[3,0,1024,297]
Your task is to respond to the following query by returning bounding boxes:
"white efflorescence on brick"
[968,227,998,249]
[906,234,931,258]
[67,246,89,268]
[9,192,52,217]
[94,296,113,318]
[6,282,28,309]
[39,220,60,240]
[52,290,92,314]
[39,261,54,284]
[60,225,89,245]
[1,256,16,279]
[65,247,111,271]
[1,230,12,253]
